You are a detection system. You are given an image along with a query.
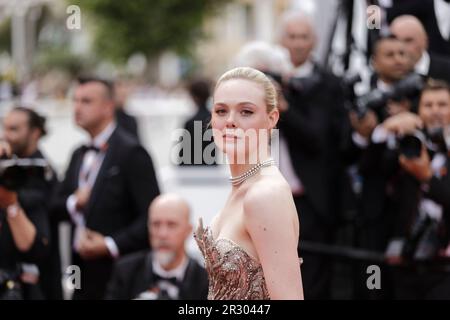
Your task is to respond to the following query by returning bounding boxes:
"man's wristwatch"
[6,203,21,219]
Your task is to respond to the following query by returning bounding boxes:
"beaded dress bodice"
[194,220,270,300]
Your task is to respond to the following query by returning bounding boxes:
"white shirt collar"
[415,51,431,76]
[376,79,392,93]
[434,0,450,41]
[91,121,116,148]
[152,254,189,282]
[292,60,314,78]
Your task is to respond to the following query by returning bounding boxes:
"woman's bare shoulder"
[242,172,299,246]
[243,173,293,222]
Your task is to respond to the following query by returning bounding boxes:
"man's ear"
[107,100,116,116]
[30,127,41,142]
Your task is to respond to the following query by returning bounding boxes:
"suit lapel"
[428,55,436,78]
[178,259,193,299]
[85,129,119,217]
[73,148,85,191]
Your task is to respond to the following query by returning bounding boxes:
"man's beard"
[8,137,30,157]
[154,250,177,267]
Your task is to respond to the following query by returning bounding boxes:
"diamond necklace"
[229,158,275,186]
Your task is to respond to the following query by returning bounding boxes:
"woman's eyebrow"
[214,102,228,105]
[214,101,257,107]
[237,102,257,107]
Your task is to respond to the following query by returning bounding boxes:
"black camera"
[397,127,448,159]
[0,157,51,191]
[397,130,426,159]
[350,73,424,119]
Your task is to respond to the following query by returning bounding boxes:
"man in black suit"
[106,194,208,300]
[278,11,348,299]
[391,15,450,84]
[0,107,56,299]
[385,0,450,56]
[52,77,160,299]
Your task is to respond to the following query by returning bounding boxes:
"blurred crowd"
[1,2,450,300]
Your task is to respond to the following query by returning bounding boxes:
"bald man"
[105,194,208,300]
[391,15,450,83]
[279,11,316,70]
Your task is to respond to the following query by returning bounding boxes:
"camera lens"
[398,134,423,159]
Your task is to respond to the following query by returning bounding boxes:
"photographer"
[355,80,450,299]
[0,107,55,300]
[390,80,450,299]
[346,34,419,199]
[348,34,411,149]
[345,34,420,299]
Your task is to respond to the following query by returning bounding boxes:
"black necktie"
[153,274,179,286]
[81,145,100,153]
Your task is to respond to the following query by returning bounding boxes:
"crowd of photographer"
[0,77,208,301]
[230,11,450,299]
[1,7,450,300]
[341,16,450,299]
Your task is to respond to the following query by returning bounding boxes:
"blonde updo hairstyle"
[214,67,278,114]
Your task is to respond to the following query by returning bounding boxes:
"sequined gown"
[194,218,270,300]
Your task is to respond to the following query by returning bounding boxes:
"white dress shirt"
[435,0,450,41]
[415,51,431,77]
[66,122,119,257]
[292,60,314,78]
[151,255,189,299]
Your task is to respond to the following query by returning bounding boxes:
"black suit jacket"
[105,251,209,300]
[428,53,450,84]
[116,108,139,141]
[52,127,160,299]
[279,64,347,224]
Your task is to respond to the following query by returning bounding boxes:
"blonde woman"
[194,67,303,300]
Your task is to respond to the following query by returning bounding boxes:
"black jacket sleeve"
[111,146,160,254]
[104,260,128,300]
[50,151,80,223]
[18,205,50,264]
[16,182,51,264]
